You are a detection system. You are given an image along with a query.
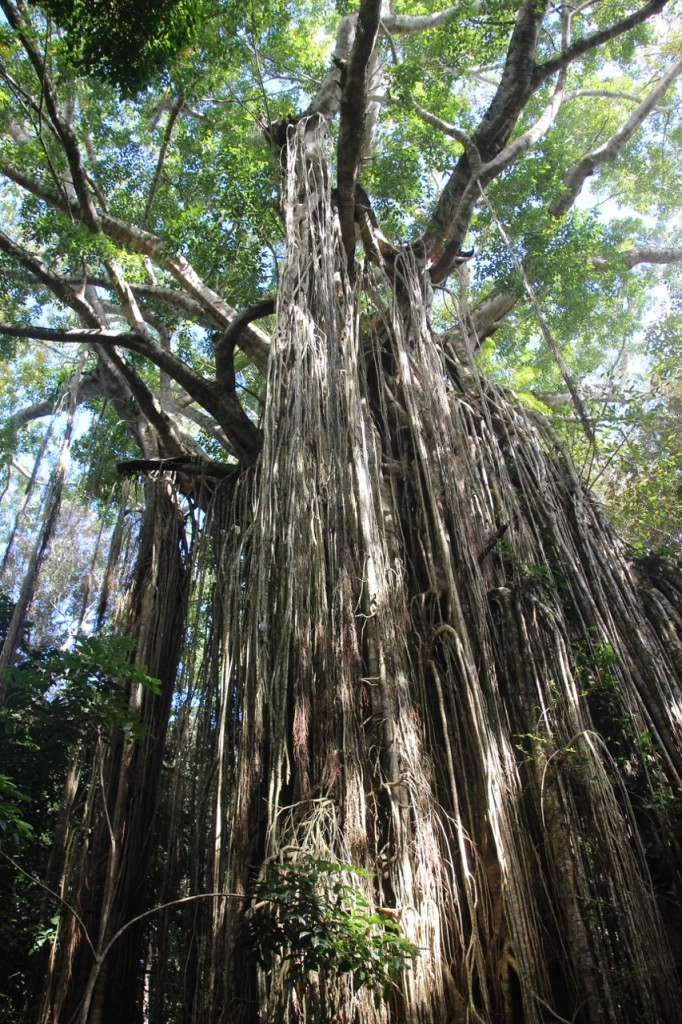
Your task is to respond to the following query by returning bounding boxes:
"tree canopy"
[0,0,680,554]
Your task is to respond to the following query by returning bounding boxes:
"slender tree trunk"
[26,480,192,1024]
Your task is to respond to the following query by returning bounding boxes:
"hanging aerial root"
[147,117,682,1024]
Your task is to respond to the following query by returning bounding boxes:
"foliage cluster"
[0,628,161,846]
[244,855,419,1002]
[30,0,198,96]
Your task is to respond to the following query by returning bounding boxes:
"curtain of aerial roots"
[31,478,192,1024]
[179,118,682,1024]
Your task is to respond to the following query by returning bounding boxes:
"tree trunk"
[163,120,681,1023]
[31,119,682,1024]
[27,479,192,1024]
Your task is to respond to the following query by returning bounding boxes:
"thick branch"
[5,399,55,439]
[0,158,66,207]
[592,246,682,270]
[306,15,356,118]
[116,456,238,481]
[0,232,211,451]
[0,162,270,373]
[102,221,271,372]
[412,52,566,184]
[337,0,383,261]
[0,324,211,406]
[4,370,108,446]
[0,229,100,327]
[422,0,548,278]
[479,66,566,181]
[65,277,222,327]
[103,348,186,458]
[105,260,154,337]
[419,0,670,283]
[382,7,459,35]
[165,394,234,451]
[306,5,460,122]
[445,233,682,362]
[0,257,186,459]
[550,50,682,217]
[446,239,682,351]
[469,290,520,342]
[0,175,264,461]
[214,297,275,385]
[565,88,643,104]
[415,54,566,248]
[90,348,166,458]
[0,323,262,463]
